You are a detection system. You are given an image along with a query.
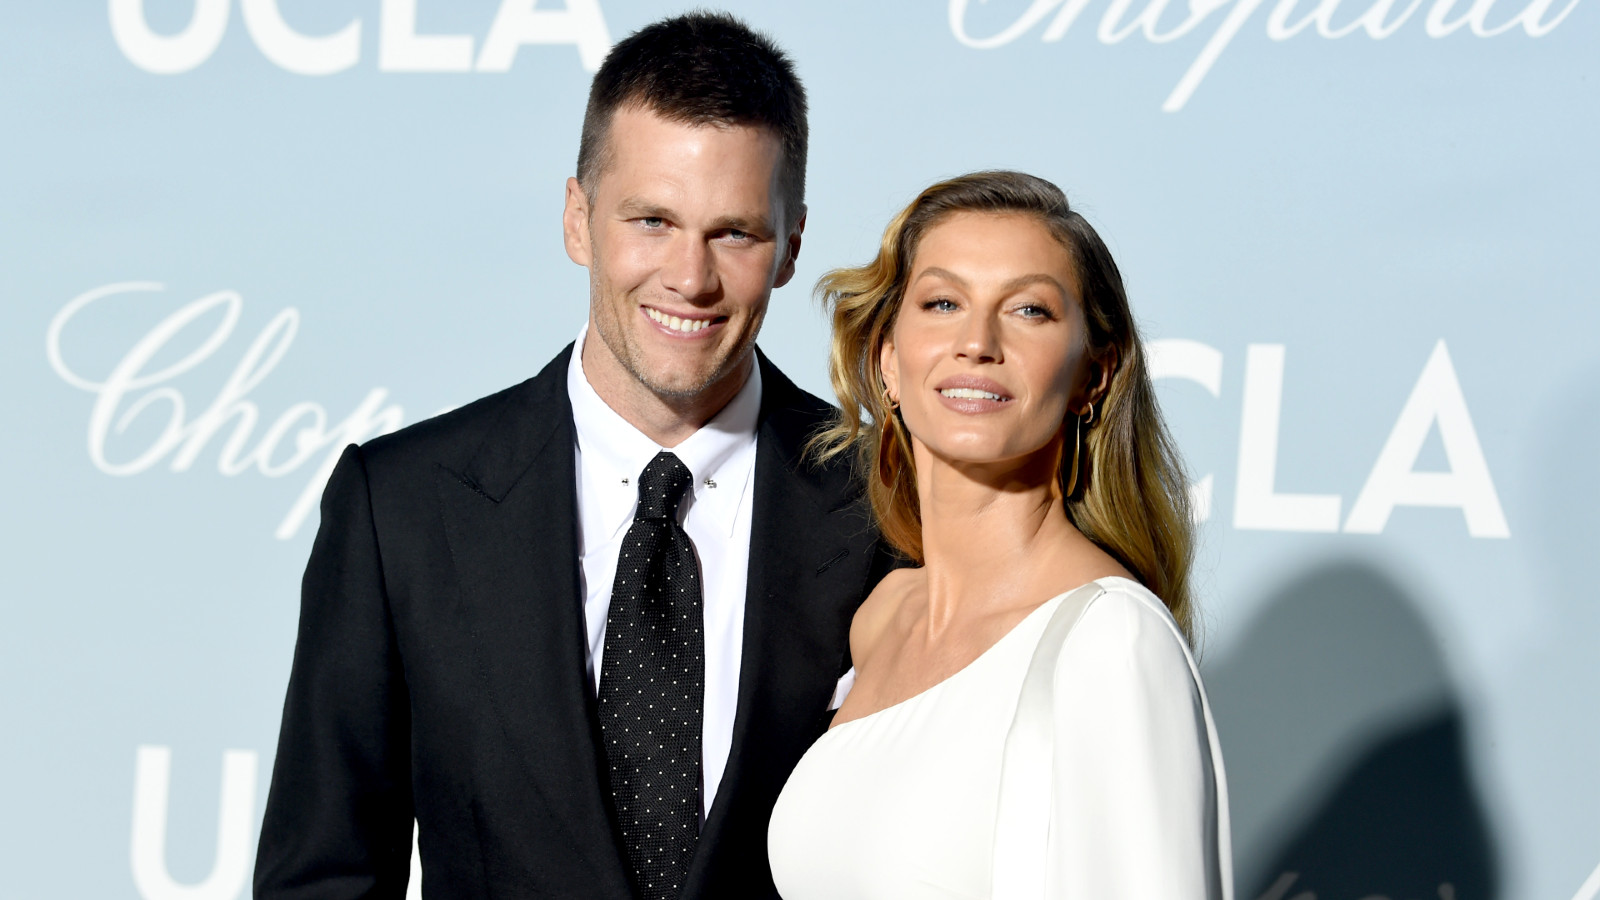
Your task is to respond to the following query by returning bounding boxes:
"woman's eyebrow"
[999,273,1071,299]
[911,266,969,288]
[912,267,1069,300]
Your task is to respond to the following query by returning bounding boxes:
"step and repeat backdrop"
[3,2,1596,898]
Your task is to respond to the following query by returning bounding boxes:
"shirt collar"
[568,326,761,541]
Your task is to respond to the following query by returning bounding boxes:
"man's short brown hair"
[576,12,808,222]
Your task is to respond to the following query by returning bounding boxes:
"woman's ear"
[1084,345,1118,410]
[879,336,900,404]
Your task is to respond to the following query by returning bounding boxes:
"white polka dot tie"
[597,451,703,900]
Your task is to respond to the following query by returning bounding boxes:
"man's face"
[563,105,803,405]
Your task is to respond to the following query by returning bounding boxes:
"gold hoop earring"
[1064,411,1084,499]
[883,385,900,410]
[877,406,905,487]
[1082,403,1097,428]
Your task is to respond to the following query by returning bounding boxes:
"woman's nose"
[955,312,1001,363]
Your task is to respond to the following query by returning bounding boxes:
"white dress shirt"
[567,326,760,819]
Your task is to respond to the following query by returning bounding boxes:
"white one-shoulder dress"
[767,577,1232,900]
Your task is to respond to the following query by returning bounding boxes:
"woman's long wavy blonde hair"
[811,171,1197,638]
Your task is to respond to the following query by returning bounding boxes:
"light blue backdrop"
[3,2,1596,898]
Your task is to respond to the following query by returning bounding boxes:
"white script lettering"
[47,282,405,540]
[379,0,475,72]
[109,0,230,75]
[1145,339,1508,536]
[127,746,422,900]
[239,0,361,75]
[948,0,1583,110]
[130,745,257,900]
[1344,339,1510,537]
[1147,338,1225,522]
[48,285,1504,541]
[1234,343,1344,532]
[110,0,612,75]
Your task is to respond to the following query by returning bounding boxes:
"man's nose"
[661,236,720,300]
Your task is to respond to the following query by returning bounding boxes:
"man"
[254,13,886,900]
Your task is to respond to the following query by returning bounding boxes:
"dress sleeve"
[1045,588,1228,899]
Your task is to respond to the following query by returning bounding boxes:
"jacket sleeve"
[1045,589,1230,899]
[255,443,414,900]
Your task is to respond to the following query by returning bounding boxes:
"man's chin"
[634,378,702,400]
[630,355,748,403]
[619,353,707,395]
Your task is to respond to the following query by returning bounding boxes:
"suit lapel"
[433,346,873,897]
[685,353,877,895]
[434,346,629,888]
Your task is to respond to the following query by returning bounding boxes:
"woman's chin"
[918,439,1056,474]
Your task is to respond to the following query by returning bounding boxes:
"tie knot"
[634,451,693,521]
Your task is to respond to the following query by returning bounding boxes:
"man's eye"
[726,229,750,241]
[640,217,665,228]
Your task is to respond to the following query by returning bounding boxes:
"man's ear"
[563,177,593,267]
[771,206,807,289]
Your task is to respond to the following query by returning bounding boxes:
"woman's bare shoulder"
[849,566,922,666]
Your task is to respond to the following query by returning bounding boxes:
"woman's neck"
[912,445,1084,635]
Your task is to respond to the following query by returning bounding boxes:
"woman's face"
[881,211,1104,469]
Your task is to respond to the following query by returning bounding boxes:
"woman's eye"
[923,298,958,312]
[1017,304,1054,320]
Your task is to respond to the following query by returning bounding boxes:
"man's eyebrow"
[612,199,773,236]
[616,197,672,217]
[707,214,773,236]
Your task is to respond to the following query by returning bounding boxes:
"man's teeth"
[940,388,1006,401]
[646,308,712,333]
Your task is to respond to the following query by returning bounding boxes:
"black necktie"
[597,451,705,900]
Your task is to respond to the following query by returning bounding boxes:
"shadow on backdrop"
[1203,561,1500,900]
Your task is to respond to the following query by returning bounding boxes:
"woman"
[767,171,1231,898]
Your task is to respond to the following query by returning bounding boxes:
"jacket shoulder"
[755,350,842,466]
[359,345,572,480]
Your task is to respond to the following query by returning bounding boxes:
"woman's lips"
[932,376,1014,413]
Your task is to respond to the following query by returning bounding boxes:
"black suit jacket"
[255,346,888,899]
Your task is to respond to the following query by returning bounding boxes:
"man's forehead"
[609,99,776,139]
[590,109,785,212]
[603,103,782,158]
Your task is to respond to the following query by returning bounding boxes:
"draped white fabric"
[769,578,1231,899]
